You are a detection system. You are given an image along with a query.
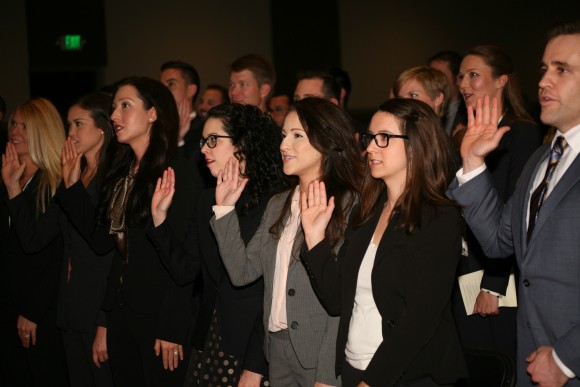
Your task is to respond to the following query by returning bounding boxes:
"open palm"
[151,167,175,227]
[301,180,335,250]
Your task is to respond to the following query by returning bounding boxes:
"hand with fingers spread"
[460,96,511,173]
[215,157,248,206]
[301,180,335,250]
[61,138,83,188]
[1,143,26,198]
[92,326,109,368]
[17,315,37,348]
[151,168,176,227]
[178,98,193,142]
[154,339,183,372]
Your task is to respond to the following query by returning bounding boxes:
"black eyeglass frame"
[199,134,233,149]
[361,133,409,148]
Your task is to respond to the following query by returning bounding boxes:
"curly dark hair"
[206,103,288,214]
[98,77,179,227]
[270,97,363,249]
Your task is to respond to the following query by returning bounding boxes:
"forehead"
[369,111,401,133]
[460,55,488,70]
[67,104,91,118]
[544,34,580,65]
[160,68,185,82]
[230,69,258,84]
[282,110,303,130]
[203,89,223,101]
[270,95,289,106]
[430,60,451,73]
[399,77,426,92]
[296,78,324,94]
[202,117,227,135]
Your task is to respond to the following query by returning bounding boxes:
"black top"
[148,187,269,375]
[57,154,202,344]
[0,172,63,324]
[301,200,468,386]
[9,180,113,332]
[180,114,214,188]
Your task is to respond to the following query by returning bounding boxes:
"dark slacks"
[62,328,114,387]
[107,304,190,387]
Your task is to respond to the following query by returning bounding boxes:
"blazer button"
[291,321,299,330]
[288,289,295,297]
[386,320,396,328]
[523,279,530,287]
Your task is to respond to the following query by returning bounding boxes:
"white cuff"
[212,205,235,219]
[552,349,576,379]
[456,164,487,186]
[481,288,503,298]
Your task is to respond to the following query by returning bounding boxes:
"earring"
[100,130,104,135]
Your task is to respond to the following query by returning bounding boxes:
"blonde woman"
[1,98,67,386]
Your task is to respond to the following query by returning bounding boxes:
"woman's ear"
[148,107,158,123]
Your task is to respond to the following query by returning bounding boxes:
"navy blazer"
[302,200,467,386]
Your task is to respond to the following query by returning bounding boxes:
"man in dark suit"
[448,21,580,386]
[160,61,212,187]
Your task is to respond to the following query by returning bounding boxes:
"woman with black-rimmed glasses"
[150,103,287,386]
[300,98,467,386]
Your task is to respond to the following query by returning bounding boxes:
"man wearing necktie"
[447,21,580,386]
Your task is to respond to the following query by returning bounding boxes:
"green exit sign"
[59,35,84,51]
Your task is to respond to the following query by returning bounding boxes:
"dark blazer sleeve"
[154,159,200,344]
[241,312,269,376]
[147,193,202,286]
[55,181,116,254]
[301,238,342,316]
[7,194,61,254]
[364,208,462,385]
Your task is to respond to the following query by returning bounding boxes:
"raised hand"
[460,96,510,173]
[177,98,193,142]
[61,138,82,188]
[301,180,335,250]
[215,157,248,206]
[151,168,175,227]
[1,143,26,198]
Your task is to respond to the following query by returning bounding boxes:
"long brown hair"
[270,98,363,248]
[354,98,457,233]
[465,45,534,124]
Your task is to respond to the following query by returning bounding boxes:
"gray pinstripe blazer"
[210,189,341,385]
[448,142,580,386]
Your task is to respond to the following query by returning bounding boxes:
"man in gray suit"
[447,21,580,386]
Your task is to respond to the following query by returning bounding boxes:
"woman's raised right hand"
[215,157,248,206]
[151,167,175,227]
[1,143,25,198]
[61,138,82,188]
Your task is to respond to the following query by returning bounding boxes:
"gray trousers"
[268,329,317,386]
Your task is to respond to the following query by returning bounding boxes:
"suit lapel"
[527,151,580,248]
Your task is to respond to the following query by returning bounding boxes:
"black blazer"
[301,200,467,386]
[57,155,201,344]
[8,180,113,332]
[0,172,63,324]
[148,187,268,375]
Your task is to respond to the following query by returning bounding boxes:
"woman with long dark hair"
[57,77,201,386]
[210,97,362,386]
[150,103,287,386]
[5,92,115,386]
[452,45,542,361]
[300,98,467,386]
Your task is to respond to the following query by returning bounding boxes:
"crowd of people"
[0,20,579,387]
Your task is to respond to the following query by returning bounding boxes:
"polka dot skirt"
[185,311,270,387]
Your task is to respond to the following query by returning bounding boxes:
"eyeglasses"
[361,133,409,148]
[200,134,233,149]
